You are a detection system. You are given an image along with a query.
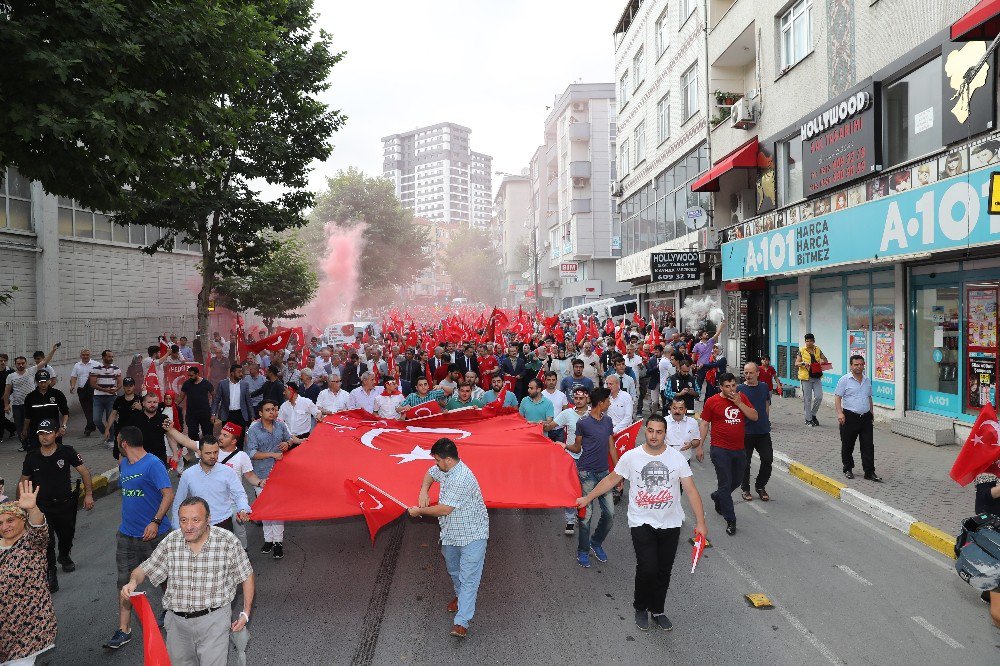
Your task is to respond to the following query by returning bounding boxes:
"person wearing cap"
[21,369,70,453]
[170,434,251,534]
[278,383,319,439]
[20,418,94,592]
[4,345,58,449]
[104,377,142,449]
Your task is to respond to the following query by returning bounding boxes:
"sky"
[304,0,623,194]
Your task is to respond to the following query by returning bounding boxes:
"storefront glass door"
[772,294,799,386]
[912,286,961,417]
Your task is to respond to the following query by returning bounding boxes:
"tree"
[112,0,346,352]
[443,227,503,304]
[0,1,277,210]
[308,168,430,307]
[216,235,317,333]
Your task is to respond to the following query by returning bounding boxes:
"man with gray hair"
[348,371,383,414]
[297,367,321,402]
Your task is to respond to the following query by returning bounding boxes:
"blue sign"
[873,380,895,405]
[722,169,999,280]
[932,348,944,363]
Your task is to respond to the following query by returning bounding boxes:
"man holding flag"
[577,415,707,631]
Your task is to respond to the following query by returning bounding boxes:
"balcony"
[546,176,559,198]
[568,123,591,142]
[569,161,591,179]
[570,198,591,215]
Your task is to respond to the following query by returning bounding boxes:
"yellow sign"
[744,593,774,608]
[989,172,1000,215]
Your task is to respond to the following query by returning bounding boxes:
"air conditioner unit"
[571,101,588,112]
[730,189,756,224]
[611,181,624,197]
[731,98,756,129]
[572,177,588,188]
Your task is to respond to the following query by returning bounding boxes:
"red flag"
[386,351,398,380]
[251,409,581,522]
[344,477,408,543]
[404,400,443,420]
[158,335,169,359]
[610,419,643,468]
[690,532,706,573]
[502,374,518,394]
[575,317,586,346]
[615,320,627,354]
[604,318,615,335]
[650,316,662,348]
[554,323,565,344]
[246,328,293,355]
[143,362,161,399]
[950,403,1000,485]
[481,387,510,416]
[589,317,599,341]
[130,593,172,665]
[234,316,248,362]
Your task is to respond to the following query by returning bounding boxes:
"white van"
[559,298,638,323]
[323,321,380,346]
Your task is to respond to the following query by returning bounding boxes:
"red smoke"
[298,222,365,329]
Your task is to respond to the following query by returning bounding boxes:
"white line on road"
[784,528,811,544]
[716,548,842,665]
[911,616,965,649]
[746,502,768,515]
[836,565,872,586]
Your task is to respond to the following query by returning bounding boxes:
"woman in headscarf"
[0,480,57,665]
[160,391,185,471]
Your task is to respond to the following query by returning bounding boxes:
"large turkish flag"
[251,409,582,526]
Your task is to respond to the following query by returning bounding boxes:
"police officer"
[19,418,95,591]
[21,369,69,451]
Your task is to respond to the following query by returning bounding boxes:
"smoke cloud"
[298,222,365,329]
[678,295,724,332]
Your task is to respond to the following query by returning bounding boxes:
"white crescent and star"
[981,420,1000,445]
[391,446,436,464]
[358,426,472,451]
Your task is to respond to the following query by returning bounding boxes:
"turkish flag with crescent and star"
[250,409,582,539]
[950,402,1000,485]
[611,419,643,468]
[404,400,442,420]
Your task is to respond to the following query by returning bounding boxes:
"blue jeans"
[441,539,488,628]
[710,447,747,523]
[93,394,116,438]
[577,470,614,554]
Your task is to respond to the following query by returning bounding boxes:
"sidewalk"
[763,392,969,535]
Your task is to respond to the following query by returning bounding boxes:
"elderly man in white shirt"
[348,371,383,414]
[664,395,702,462]
[605,375,634,433]
[278,383,319,438]
[69,348,100,435]
[316,374,351,416]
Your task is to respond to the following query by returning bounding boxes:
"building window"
[682,0,696,20]
[655,9,669,56]
[681,64,699,119]
[633,47,645,88]
[778,137,804,205]
[884,56,943,167]
[621,139,631,176]
[619,71,630,108]
[657,94,671,143]
[0,167,32,231]
[779,0,812,71]
[634,122,646,165]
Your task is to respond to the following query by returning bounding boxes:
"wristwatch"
[151,517,162,525]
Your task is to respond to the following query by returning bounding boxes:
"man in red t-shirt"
[698,373,758,536]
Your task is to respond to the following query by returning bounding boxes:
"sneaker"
[272,542,284,559]
[804,421,815,427]
[590,543,608,563]
[261,541,274,554]
[102,629,132,650]
[577,551,591,568]
[58,556,75,573]
[652,614,673,631]
[811,417,820,426]
[726,521,737,536]
[564,523,575,536]
[635,610,650,631]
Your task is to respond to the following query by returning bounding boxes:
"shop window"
[778,137,803,205]
[966,284,998,417]
[884,57,943,168]
[810,290,844,380]
[779,0,812,71]
[913,285,960,414]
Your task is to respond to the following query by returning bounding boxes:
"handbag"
[804,350,823,378]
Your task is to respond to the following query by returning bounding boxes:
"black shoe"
[726,521,737,536]
[47,570,59,593]
[982,590,993,604]
[652,613,673,631]
[864,473,883,482]
[272,542,284,559]
[844,469,855,479]
[58,556,75,573]
[811,417,820,426]
[805,420,815,427]
[261,541,274,554]
[564,523,575,536]
[635,610,650,631]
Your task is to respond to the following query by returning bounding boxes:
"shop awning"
[690,137,760,193]
[952,0,1000,41]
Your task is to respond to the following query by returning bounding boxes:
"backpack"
[955,513,1000,591]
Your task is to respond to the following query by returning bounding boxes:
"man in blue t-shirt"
[737,362,773,502]
[102,425,174,651]
[559,359,595,403]
[567,387,616,568]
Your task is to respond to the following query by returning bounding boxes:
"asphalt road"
[37,455,1000,666]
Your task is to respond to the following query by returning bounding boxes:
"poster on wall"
[848,330,868,363]
[967,287,998,350]
[968,353,997,410]
[800,84,879,196]
[942,41,997,147]
[756,143,776,214]
[874,331,894,381]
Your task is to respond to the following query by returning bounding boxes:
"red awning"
[690,137,760,193]
[952,0,1000,41]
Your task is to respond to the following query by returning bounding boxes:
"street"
[38,447,997,666]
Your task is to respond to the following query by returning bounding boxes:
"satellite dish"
[684,206,708,230]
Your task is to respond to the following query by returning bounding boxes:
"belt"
[845,409,871,416]
[172,607,221,619]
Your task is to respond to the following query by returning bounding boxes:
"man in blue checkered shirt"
[408,438,489,639]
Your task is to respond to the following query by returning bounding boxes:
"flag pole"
[357,477,410,509]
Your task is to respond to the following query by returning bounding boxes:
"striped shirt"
[90,363,122,392]
[429,461,489,546]
[400,389,445,409]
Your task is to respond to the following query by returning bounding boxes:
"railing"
[0,315,199,360]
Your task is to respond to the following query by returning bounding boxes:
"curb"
[773,449,956,560]
[78,466,119,508]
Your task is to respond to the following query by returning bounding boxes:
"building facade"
[408,216,457,301]
[704,0,999,440]
[613,0,716,329]
[381,122,493,229]
[492,174,532,304]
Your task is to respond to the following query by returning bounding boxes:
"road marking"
[784,528,811,544]
[746,502,768,515]
[836,565,872,586]
[911,616,965,649]
[716,548,841,665]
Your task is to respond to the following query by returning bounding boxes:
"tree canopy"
[443,227,504,304]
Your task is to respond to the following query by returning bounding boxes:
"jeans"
[741,433,774,492]
[801,378,823,421]
[577,470,614,554]
[93,394,116,438]
[630,525,680,614]
[441,538,488,628]
[710,447,747,523]
[840,410,875,475]
[12,404,26,443]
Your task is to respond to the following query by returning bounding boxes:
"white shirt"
[554,407,589,460]
[577,353,601,382]
[549,357,573,385]
[658,357,676,392]
[541,388,568,414]
[607,390,633,432]
[227,380,242,411]
[348,386,384,413]
[665,415,700,461]
[316,388,351,414]
[614,446,692,529]
[611,372,637,399]
[373,392,404,420]
[624,354,644,379]
[70,360,99,386]
[278,396,318,435]
[197,448,254,478]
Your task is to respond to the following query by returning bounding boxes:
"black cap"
[35,369,51,383]
[123,377,136,386]
[36,418,57,433]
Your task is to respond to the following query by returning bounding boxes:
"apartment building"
[493,174,532,304]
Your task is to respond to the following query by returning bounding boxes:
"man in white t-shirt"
[577,414,708,632]
[316,375,351,416]
[605,375,634,433]
[69,348,100,436]
[541,371,569,440]
[546,386,590,535]
[348,371,384,414]
[373,377,405,420]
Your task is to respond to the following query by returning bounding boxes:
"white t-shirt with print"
[614,446,692,529]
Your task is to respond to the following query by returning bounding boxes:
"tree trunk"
[264,317,274,335]
[196,212,221,364]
